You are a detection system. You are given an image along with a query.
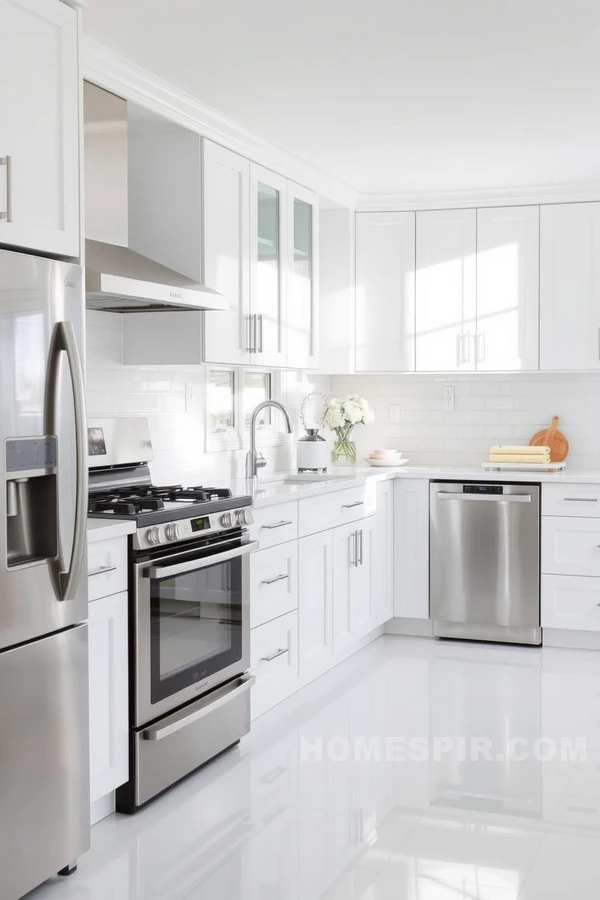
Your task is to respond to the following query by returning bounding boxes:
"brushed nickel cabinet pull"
[260,573,289,586]
[88,564,118,577]
[261,647,288,663]
[0,155,12,222]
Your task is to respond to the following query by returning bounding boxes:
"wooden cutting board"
[529,416,569,462]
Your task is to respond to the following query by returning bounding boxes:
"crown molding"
[357,182,600,211]
[82,38,359,210]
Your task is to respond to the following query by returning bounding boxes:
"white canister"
[297,429,329,473]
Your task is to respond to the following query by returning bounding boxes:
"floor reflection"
[28,635,600,899]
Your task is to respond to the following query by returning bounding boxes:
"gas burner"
[88,495,165,515]
[161,485,233,502]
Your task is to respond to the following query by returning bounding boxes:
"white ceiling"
[84,0,600,196]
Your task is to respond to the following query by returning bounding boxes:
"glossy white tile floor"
[28,635,600,900]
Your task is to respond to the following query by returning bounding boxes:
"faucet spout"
[245,400,294,479]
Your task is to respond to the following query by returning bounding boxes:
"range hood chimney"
[83,84,227,314]
[85,240,227,313]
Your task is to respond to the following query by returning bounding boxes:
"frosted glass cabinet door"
[355,212,416,372]
[250,164,287,367]
[286,184,319,369]
[0,0,80,257]
[415,208,476,371]
[540,202,600,371]
[476,206,539,371]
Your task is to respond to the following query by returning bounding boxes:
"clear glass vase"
[331,428,356,465]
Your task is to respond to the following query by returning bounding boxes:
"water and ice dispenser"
[5,438,57,568]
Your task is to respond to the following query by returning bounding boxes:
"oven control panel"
[133,507,254,550]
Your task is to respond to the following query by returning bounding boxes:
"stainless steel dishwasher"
[430,482,541,645]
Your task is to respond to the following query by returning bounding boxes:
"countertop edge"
[242,466,600,507]
[87,517,137,543]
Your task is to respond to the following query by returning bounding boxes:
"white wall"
[86,311,294,483]
[327,373,600,469]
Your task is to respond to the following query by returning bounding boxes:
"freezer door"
[0,249,88,649]
[0,625,90,899]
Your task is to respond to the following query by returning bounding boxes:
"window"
[243,371,271,427]
[208,369,235,432]
[206,367,278,453]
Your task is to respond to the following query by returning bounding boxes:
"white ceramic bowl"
[365,457,409,468]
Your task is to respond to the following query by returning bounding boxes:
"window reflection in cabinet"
[250,166,286,367]
[287,185,318,369]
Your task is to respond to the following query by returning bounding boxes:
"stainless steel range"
[88,417,256,812]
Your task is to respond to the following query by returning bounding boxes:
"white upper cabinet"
[203,141,251,367]
[286,183,319,369]
[355,212,416,372]
[0,0,80,257]
[476,206,539,371]
[540,202,600,371]
[249,164,287,367]
[415,208,477,371]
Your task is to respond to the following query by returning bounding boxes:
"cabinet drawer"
[542,574,600,631]
[250,502,298,549]
[298,484,376,538]
[87,536,128,601]
[251,611,298,719]
[543,483,600,517]
[542,517,600,576]
[251,543,298,629]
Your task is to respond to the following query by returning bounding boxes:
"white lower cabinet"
[332,518,375,655]
[542,574,600,632]
[250,542,298,629]
[542,516,600,577]
[373,480,394,625]
[393,479,429,619]
[298,530,334,683]
[251,611,298,719]
[250,482,394,719]
[88,590,129,805]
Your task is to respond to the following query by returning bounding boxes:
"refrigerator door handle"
[44,322,87,601]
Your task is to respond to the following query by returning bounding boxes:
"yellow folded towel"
[489,453,550,464]
[490,445,551,456]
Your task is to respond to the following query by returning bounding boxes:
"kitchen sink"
[262,473,354,485]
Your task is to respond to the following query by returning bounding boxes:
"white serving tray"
[482,461,566,473]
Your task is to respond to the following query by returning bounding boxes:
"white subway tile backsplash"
[87,311,600,474]
[329,372,600,468]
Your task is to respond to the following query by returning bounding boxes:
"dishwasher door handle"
[437,492,532,503]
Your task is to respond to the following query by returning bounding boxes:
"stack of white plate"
[364,449,409,467]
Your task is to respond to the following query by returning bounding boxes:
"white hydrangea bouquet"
[320,395,374,464]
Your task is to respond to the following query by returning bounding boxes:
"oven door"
[134,540,257,727]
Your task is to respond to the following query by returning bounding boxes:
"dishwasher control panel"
[463,484,503,494]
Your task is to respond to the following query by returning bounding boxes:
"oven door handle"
[144,541,259,579]
[142,675,255,741]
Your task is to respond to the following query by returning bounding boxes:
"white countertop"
[87,517,137,543]
[211,465,600,508]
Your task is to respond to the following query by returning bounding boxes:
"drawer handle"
[342,501,364,509]
[262,520,293,530]
[88,565,118,577]
[260,647,288,663]
[564,497,598,502]
[260,573,289,586]
[565,805,597,815]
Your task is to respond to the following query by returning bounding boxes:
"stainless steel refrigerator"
[0,247,90,899]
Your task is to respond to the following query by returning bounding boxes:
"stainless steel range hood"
[85,240,228,313]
